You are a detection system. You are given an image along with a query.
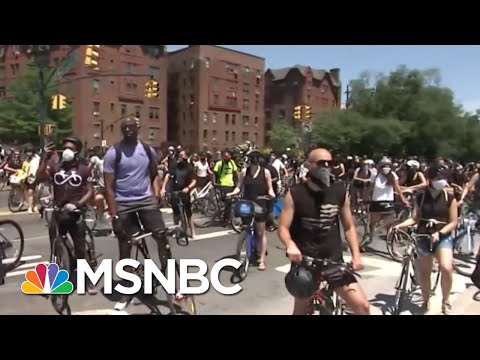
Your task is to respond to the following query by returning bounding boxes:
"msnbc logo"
[21,263,74,295]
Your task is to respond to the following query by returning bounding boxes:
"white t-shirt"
[90,156,104,187]
[272,158,286,174]
[370,171,398,202]
[195,161,209,177]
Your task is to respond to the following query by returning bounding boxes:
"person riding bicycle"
[392,164,458,314]
[103,117,167,311]
[400,160,427,192]
[278,148,370,315]
[350,159,372,212]
[227,149,277,271]
[161,149,197,239]
[36,137,97,295]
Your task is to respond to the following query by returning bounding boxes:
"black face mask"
[309,166,332,188]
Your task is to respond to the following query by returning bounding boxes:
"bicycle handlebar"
[285,254,362,278]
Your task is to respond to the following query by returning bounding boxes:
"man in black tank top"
[278,148,370,315]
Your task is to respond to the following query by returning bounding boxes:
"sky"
[167,45,480,113]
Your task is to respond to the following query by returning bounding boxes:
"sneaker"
[27,207,33,214]
[114,295,131,311]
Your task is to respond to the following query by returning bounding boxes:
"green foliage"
[310,65,480,162]
[266,119,302,152]
[0,64,73,146]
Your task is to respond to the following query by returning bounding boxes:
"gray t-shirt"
[104,142,156,202]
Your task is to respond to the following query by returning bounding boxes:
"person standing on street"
[278,148,370,315]
[103,117,167,311]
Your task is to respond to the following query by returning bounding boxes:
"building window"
[242,132,249,142]
[183,78,187,86]
[182,95,186,104]
[110,103,115,113]
[148,127,158,140]
[205,57,210,69]
[243,84,249,95]
[182,112,186,121]
[243,99,249,111]
[121,104,127,116]
[225,131,229,141]
[212,130,217,142]
[189,94,194,105]
[321,98,329,107]
[93,124,101,139]
[190,59,195,69]
[232,131,236,142]
[203,112,208,122]
[213,94,219,104]
[255,100,259,111]
[225,114,229,125]
[242,66,250,76]
[190,110,194,123]
[254,117,258,126]
[212,113,217,123]
[134,105,141,118]
[10,63,19,75]
[93,102,100,114]
[307,95,311,104]
[203,130,208,140]
[0,66,5,78]
[90,79,99,94]
[232,114,236,126]
[148,66,159,78]
[147,47,161,58]
[0,87,5,97]
[125,63,135,74]
[226,96,236,107]
[254,132,258,142]
[126,83,138,95]
[149,107,160,119]
[279,109,286,118]
[242,115,249,126]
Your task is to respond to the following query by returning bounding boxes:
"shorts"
[117,197,165,237]
[416,234,454,257]
[196,176,210,190]
[251,200,268,223]
[369,201,395,214]
[304,262,358,290]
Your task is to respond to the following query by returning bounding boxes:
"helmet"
[62,136,83,153]
[427,163,448,179]
[246,149,261,158]
[406,160,420,169]
[285,264,317,299]
[378,157,392,167]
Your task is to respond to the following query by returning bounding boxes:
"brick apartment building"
[0,45,167,148]
[264,65,341,142]
[167,45,265,151]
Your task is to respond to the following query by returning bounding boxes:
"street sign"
[101,140,107,147]
[53,51,78,80]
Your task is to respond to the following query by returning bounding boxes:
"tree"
[0,64,73,146]
[266,120,302,152]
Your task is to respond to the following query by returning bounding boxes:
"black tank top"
[289,182,346,261]
[332,165,344,180]
[405,171,422,187]
[243,167,268,201]
[416,190,453,235]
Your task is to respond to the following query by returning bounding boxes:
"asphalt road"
[0,188,475,315]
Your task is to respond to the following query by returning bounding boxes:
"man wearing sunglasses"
[278,148,370,315]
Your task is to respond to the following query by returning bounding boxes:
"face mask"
[382,167,391,175]
[62,148,76,163]
[431,179,448,191]
[309,166,332,188]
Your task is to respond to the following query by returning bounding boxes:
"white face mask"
[382,167,391,175]
[62,148,76,162]
[431,179,448,191]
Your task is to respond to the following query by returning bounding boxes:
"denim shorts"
[417,234,454,257]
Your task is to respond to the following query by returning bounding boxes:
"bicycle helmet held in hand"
[285,264,317,299]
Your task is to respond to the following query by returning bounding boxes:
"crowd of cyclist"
[1,120,480,314]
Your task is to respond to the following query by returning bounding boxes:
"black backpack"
[113,141,157,182]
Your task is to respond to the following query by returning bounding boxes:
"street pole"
[37,66,48,149]
[345,84,351,110]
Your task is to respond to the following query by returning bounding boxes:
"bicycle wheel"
[167,260,197,315]
[230,213,243,234]
[83,206,97,231]
[232,230,251,283]
[0,174,5,191]
[0,220,25,272]
[387,225,410,263]
[8,187,23,213]
[393,258,412,315]
[50,239,71,315]
[85,228,98,268]
[453,230,479,277]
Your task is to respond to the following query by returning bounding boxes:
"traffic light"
[51,94,67,110]
[84,45,100,67]
[39,123,56,136]
[305,106,312,120]
[150,81,159,98]
[293,105,303,120]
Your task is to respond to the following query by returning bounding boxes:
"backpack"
[113,141,157,182]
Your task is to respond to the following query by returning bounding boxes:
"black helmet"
[62,137,83,153]
[284,264,317,299]
[426,163,448,179]
[246,149,261,158]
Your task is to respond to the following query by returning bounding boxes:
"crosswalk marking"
[3,255,42,264]
[71,309,129,315]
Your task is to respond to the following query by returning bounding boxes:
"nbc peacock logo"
[21,263,74,295]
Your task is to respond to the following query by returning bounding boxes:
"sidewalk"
[451,285,480,315]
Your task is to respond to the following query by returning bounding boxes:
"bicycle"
[48,207,100,315]
[0,219,25,273]
[301,256,361,315]
[391,228,440,315]
[129,224,197,315]
[7,175,24,213]
[191,181,214,214]
[231,195,271,282]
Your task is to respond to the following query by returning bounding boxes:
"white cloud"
[461,99,480,114]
